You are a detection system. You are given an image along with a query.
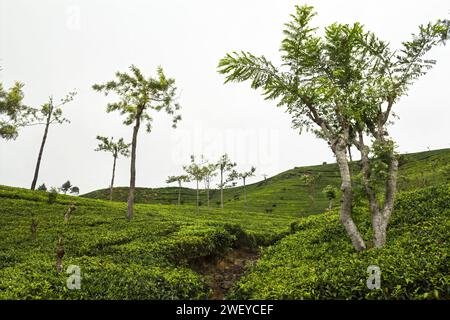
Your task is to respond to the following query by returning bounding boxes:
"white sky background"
[0,0,449,194]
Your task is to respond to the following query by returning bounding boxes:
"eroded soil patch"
[191,248,259,300]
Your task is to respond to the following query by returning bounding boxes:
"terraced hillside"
[83,148,450,215]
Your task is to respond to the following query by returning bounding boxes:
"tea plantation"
[0,149,449,299]
[0,185,296,299]
[83,149,450,216]
[229,185,450,299]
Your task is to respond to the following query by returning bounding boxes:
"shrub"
[48,188,58,204]
[229,185,450,300]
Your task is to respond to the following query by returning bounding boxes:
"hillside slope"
[229,184,450,299]
[83,148,450,215]
[0,185,297,299]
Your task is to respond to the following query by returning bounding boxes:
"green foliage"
[35,92,76,126]
[166,175,190,185]
[229,185,449,299]
[95,136,130,158]
[37,184,47,192]
[92,65,181,132]
[0,80,34,140]
[216,154,237,189]
[61,181,72,194]
[0,184,296,299]
[48,188,58,204]
[84,148,450,216]
[322,185,337,201]
[183,155,207,182]
[70,186,80,195]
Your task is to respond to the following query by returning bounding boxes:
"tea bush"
[229,185,449,299]
[0,185,296,299]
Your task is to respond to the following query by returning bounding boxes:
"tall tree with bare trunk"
[30,92,76,190]
[235,166,256,208]
[218,5,449,250]
[216,154,236,209]
[183,155,206,214]
[93,65,181,220]
[95,136,130,201]
[202,162,217,207]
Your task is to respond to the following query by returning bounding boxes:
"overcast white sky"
[0,0,449,194]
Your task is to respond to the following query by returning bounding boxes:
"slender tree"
[93,65,181,220]
[322,185,337,211]
[237,166,256,208]
[166,174,190,205]
[183,155,206,214]
[300,173,318,206]
[30,92,76,190]
[218,5,449,250]
[202,163,217,207]
[95,136,131,201]
[216,154,236,209]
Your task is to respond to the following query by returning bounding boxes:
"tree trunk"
[109,155,117,201]
[348,145,353,162]
[178,180,181,205]
[31,219,38,241]
[243,178,246,208]
[31,110,52,190]
[328,199,333,211]
[375,156,398,248]
[206,183,210,207]
[127,107,143,220]
[196,179,199,214]
[220,169,224,209]
[56,238,64,273]
[335,141,366,251]
[356,131,399,248]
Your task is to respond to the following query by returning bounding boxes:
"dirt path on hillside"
[191,248,259,299]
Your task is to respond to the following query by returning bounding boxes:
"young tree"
[300,173,318,206]
[0,75,34,140]
[61,180,72,194]
[93,65,181,220]
[322,185,337,210]
[183,155,206,214]
[350,20,449,248]
[37,183,47,191]
[166,174,190,205]
[216,154,236,209]
[218,5,449,250]
[202,163,217,207]
[95,136,131,201]
[237,167,256,208]
[30,92,76,190]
